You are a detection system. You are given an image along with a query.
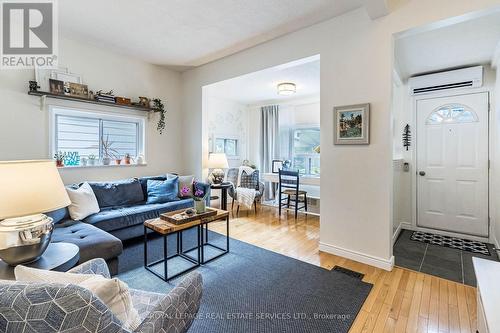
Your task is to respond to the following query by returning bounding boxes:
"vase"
[102,157,111,166]
[194,200,206,214]
[88,159,96,166]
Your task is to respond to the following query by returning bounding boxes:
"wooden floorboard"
[208,205,477,333]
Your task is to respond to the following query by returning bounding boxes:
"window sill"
[57,163,148,170]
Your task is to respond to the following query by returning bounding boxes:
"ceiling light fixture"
[277,82,296,96]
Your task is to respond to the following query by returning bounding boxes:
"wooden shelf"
[28,91,159,113]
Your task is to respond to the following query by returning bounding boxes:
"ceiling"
[395,10,500,80]
[59,0,364,69]
[204,56,320,104]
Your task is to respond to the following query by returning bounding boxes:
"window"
[51,107,144,161]
[291,127,320,175]
[426,104,478,125]
[215,138,238,157]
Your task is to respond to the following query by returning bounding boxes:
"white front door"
[416,92,489,237]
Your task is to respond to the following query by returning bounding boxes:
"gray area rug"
[118,229,372,333]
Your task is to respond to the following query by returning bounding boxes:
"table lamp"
[207,153,229,184]
[0,160,71,265]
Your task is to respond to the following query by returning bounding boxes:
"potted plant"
[53,151,66,167]
[193,181,207,214]
[101,135,119,166]
[88,154,97,166]
[115,157,122,165]
[124,153,132,165]
[152,98,166,134]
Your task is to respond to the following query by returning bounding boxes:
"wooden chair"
[278,169,308,219]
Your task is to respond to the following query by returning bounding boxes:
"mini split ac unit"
[408,66,483,95]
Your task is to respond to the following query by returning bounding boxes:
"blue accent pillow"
[88,178,144,208]
[146,177,180,204]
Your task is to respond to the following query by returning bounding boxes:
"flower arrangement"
[53,151,67,167]
[192,181,207,213]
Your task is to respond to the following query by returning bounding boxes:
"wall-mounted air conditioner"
[408,66,483,95]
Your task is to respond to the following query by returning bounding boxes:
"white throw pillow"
[14,265,141,330]
[66,182,100,220]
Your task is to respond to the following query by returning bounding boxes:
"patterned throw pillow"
[178,175,195,198]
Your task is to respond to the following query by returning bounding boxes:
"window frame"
[289,125,320,175]
[213,136,239,159]
[49,105,146,164]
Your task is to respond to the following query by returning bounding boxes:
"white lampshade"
[0,160,71,220]
[207,153,229,169]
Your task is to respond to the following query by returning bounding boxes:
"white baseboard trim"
[319,242,394,271]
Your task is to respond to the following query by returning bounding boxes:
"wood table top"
[145,208,229,235]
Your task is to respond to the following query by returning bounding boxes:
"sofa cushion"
[45,207,70,224]
[89,178,144,208]
[66,182,100,220]
[138,175,167,198]
[52,220,123,263]
[146,177,180,204]
[83,199,194,232]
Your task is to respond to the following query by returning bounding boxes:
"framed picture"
[49,79,64,95]
[272,160,283,173]
[66,82,89,98]
[50,69,82,84]
[333,103,370,145]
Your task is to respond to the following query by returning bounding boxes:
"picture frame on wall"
[333,103,370,145]
[272,160,283,173]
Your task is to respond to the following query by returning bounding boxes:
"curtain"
[260,105,280,200]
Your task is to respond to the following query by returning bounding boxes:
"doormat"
[410,231,490,255]
[332,266,364,280]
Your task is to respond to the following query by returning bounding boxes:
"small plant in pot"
[115,157,122,165]
[124,153,132,165]
[192,181,207,214]
[101,135,119,166]
[88,154,97,166]
[53,151,66,167]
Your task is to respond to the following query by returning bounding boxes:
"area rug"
[118,230,372,333]
[410,230,490,255]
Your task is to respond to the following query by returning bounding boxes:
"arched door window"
[426,104,478,125]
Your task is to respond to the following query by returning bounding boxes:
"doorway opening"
[391,9,500,285]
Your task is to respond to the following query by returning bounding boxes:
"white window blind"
[54,111,142,159]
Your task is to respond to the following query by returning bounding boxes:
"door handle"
[419,171,426,176]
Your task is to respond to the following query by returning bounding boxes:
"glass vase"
[194,199,206,214]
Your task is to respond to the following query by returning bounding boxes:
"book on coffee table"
[160,207,218,225]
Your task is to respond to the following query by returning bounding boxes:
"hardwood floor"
[209,205,477,333]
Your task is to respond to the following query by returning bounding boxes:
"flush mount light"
[277,82,296,96]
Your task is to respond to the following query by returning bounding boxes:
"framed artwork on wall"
[272,160,283,173]
[333,103,370,145]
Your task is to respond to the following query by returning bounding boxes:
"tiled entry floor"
[394,230,499,286]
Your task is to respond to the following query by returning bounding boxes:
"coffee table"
[0,242,80,280]
[144,208,229,281]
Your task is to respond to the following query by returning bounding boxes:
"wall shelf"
[28,91,159,113]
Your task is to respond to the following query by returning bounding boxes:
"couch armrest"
[67,258,111,279]
[134,272,202,333]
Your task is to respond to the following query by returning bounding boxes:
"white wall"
[0,37,184,184]
[493,62,500,248]
[181,0,500,270]
[204,96,249,167]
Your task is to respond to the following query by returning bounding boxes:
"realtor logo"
[1,0,58,69]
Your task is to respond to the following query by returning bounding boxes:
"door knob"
[419,171,426,176]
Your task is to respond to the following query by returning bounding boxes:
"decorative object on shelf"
[80,157,88,167]
[50,69,82,84]
[95,90,115,104]
[152,98,166,134]
[115,158,122,165]
[49,79,64,95]
[277,82,296,96]
[282,159,292,169]
[137,96,150,107]
[333,103,370,145]
[64,152,80,166]
[402,124,411,151]
[136,155,145,165]
[101,135,119,166]
[272,160,283,173]
[88,90,95,100]
[29,81,39,93]
[193,181,207,214]
[115,97,131,106]
[124,153,132,165]
[53,151,66,168]
[0,160,71,265]
[87,154,97,166]
[207,153,229,184]
[67,82,89,98]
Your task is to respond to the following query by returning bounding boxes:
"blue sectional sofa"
[47,174,210,275]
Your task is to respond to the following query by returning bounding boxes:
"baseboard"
[319,242,394,271]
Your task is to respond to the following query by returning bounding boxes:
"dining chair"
[278,169,308,219]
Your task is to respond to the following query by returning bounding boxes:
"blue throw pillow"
[146,177,180,204]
